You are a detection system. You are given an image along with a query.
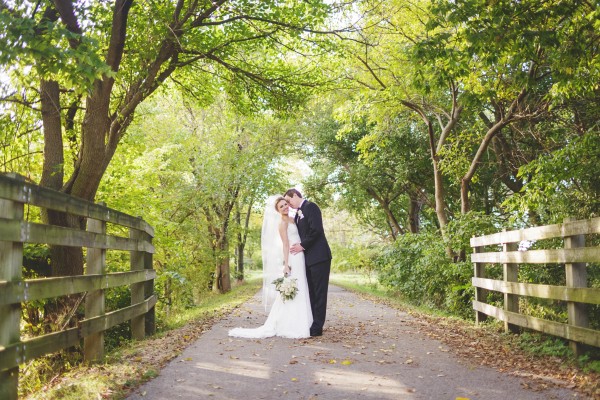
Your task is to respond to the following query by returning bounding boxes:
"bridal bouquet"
[272,276,298,302]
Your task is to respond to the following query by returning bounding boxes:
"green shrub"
[374,231,473,318]
[374,212,502,319]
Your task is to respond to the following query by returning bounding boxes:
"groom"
[285,189,332,337]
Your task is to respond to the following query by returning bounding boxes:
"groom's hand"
[290,243,304,254]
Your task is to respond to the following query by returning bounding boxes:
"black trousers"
[305,259,331,333]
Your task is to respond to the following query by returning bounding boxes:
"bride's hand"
[283,265,291,277]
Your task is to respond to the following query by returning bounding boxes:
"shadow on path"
[128,286,580,400]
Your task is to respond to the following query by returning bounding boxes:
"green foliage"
[330,243,380,282]
[0,6,112,91]
[374,231,473,319]
[578,354,600,374]
[504,130,600,222]
[516,332,571,358]
[445,211,503,254]
[19,350,82,399]
[374,211,504,319]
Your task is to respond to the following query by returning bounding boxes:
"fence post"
[564,217,588,356]
[143,228,155,336]
[130,227,145,340]
[0,174,24,400]
[473,245,487,324]
[503,234,519,333]
[83,208,107,362]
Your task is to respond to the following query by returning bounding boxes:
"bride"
[229,196,313,339]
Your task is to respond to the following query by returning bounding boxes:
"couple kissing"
[229,189,332,339]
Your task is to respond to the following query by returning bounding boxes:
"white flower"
[297,210,304,220]
[272,276,298,302]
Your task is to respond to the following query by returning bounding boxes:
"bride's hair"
[274,196,286,212]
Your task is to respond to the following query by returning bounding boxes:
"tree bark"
[408,193,421,234]
[213,234,231,293]
[234,200,254,282]
[39,79,64,192]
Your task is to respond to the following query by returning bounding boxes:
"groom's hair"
[284,188,302,198]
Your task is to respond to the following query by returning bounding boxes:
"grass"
[23,276,262,400]
[330,272,457,318]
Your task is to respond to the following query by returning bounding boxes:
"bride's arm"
[278,220,291,275]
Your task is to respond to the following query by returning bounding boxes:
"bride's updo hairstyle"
[274,196,286,212]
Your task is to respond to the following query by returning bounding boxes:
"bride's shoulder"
[278,217,290,228]
[280,216,294,225]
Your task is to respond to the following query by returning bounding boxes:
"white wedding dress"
[229,223,313,339]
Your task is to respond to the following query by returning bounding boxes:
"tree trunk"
[237,199,253,282]
[234,208,245,282]
[400,99,458,247]
[236,241,245,282]
[213,235,231,293]
[39,79,64,192]
[408,193,421,234]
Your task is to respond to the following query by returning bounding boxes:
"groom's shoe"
[310,330,323,337]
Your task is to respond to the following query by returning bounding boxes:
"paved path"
[128,286,581,400]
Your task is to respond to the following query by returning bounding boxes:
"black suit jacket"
[295,200,332,267]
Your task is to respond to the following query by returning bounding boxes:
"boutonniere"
[297,210,304,220]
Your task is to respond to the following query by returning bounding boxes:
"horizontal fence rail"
[0,173,156,400]
[0,174,153,236]
[471,217,600,354]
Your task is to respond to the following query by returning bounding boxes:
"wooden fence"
[0,173,155,399]
[471,217,600,354]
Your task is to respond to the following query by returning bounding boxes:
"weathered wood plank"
[130,228,145,340]
[473,246,487,324]
[143,232,156,336]
[564,220,589,356]
[0,191,24,399]
[470,217,600,247]
[81,296,157,337]
[0,218,154,252]
[0,296,156,372]
[0,270,157,305]
[84,216,107,362]
[470,247,600,264]
[472,277,600,304]
[0,174,153,236]
[503,240,519,333]
[0,327,80,372]
[473,301,600,348]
